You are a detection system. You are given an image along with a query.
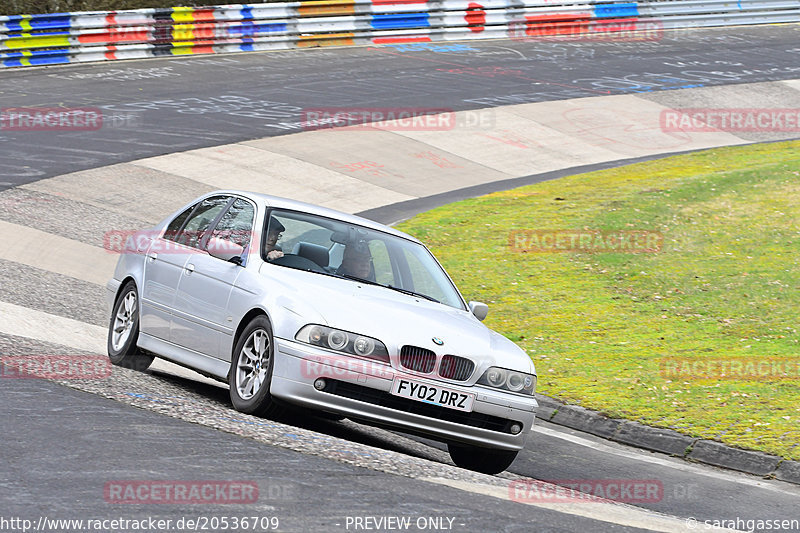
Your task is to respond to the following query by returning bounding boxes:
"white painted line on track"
[422,477,743,533]
[0,300,222,386]
[534,424,800,496]
[0,300,106,353]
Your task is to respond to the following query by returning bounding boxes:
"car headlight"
[353,336,375,356]
[327,329,348,350]
[295,325,389,363]
[477,367,536,395]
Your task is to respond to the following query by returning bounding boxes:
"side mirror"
[469,301,489,321]
[207,237,244,264]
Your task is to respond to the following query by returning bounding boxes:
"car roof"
[208,190,422,244]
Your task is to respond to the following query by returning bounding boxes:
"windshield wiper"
[338,273,382,286]
[386,285,440,303]
[339,274,440,303]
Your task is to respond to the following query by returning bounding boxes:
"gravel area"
[0,187,150,248]
[0,258,107,326]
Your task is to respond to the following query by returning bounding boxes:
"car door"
[139,202,198,340]
[144,194,230,345]
[171,197,256,359]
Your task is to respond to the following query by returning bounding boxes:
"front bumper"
[271,338,537,451]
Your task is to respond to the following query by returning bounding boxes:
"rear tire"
[229,315,284,418]
[448,443,519,474]
[107,281,154,372]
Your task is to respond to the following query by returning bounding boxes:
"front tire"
[229,315,284,417]
[107,281,154,371]
[448,443,519,474]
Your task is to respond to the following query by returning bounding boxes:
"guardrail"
[1,0,798,67]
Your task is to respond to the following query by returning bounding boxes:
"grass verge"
[397,140,800,460]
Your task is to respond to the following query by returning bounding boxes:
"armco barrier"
[1,0,799,68]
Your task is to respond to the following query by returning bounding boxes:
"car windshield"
[262,209,465,310]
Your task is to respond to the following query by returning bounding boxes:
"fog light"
[314,378,327,391]
[510,423,522,435]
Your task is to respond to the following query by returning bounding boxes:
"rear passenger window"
[163,204,195,242]
[174,196,230,249]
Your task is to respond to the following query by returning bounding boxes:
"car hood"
[264,265,534,374]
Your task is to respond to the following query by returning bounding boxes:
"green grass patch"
[397,140,800,460]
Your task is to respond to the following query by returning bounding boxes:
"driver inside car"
[265,216,285,261]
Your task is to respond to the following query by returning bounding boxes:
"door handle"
[185,263,195,274]
[147,252,158,262]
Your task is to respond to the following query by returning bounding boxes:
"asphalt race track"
[1,23,800,533]
[1,24,800,187]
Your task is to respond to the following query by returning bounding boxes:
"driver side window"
[209,198,255,250]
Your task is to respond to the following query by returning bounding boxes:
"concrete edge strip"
[131,142,418,214]
[354,146,739,225]
[420,477,743,533]
[0,220,117,286]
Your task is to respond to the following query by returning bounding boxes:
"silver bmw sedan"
[106,190,538,474]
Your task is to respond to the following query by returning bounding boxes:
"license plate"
[390,378,475,412]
